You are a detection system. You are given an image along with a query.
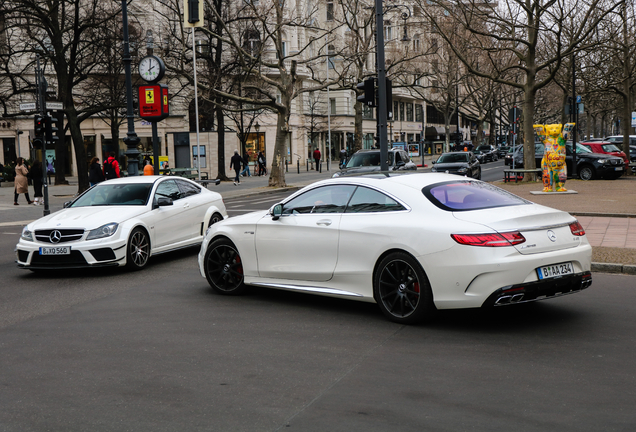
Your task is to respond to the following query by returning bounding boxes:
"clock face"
[139,56,164,83]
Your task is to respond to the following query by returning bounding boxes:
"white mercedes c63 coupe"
[198,173,592,324]
[17,176,226,271]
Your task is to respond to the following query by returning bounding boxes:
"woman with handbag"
[14,157,33,205]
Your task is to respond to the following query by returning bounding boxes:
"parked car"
[332,148,417,177]
[16,176,227,271]
[497,146,510,158]
[604,135,636,146]
[630,145,636,163]
[474,145,498,162]
[198,173,592,324]
[431,152,481,179]
[580,141,629,168]
[511,142,624,180]
[472,148,487,164]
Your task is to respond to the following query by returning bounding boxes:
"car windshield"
[602,144,621,152]
[437,153,469,163]
[71,183,153,207]
[476,145,490,151]
[423,181,530,211]
[346,152,394,168]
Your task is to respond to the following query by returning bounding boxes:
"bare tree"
[0,0,124,192]
[420,0,618,179]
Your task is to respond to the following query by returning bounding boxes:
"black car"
[511,142,624,180]
[332,148,417,177]
[431,151,481,179]
[474,145,498,162]
[497,146,510,158]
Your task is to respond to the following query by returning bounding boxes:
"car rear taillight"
[451,231,526,247]
[569,221,586,236]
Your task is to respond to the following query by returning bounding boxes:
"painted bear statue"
[533,123,575,192]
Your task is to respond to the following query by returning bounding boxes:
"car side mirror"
[271,203,283,220]
[154,197,173,209]
[431,160,436,164]
[63,201,72,208]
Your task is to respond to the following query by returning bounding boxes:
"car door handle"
[183,203,190,209]
[316,219,332,226]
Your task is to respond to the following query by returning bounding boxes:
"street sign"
[19,103,36,111]
[576,95,582,103]
[46,102,64,110]
[632,111,636,127]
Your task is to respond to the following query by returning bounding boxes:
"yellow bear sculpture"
[533,123,575,192]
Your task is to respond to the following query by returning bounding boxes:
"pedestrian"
[230,150,242,185]
[88,157,105,186]
[339,148,347,168]
[143,160,154,176]
[313,147,321,171]
[103,152,120,179]
[240,153,251,177]
[257,151,266,176]
[14,157,33,205]
[30,160,44,205]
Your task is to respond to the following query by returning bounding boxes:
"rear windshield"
[423,181,530,211]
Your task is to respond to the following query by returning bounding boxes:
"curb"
[591,262,636,275]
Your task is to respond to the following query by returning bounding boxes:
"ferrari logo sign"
[145,89,155,104]
[138,84,169,122]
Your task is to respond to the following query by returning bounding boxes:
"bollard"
[319,162,322,173]
[297,160,300,174]
[285,159,288,172]
[306,159,309,171]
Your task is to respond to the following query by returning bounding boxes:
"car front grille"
[34,229,85,244]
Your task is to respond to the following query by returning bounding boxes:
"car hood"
[433,162,469,170]
[453,203,582,255]
[28,206,149,230]
[578,151,621,160]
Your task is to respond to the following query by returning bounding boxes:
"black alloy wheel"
[579,165,595,181]
[204,238,246,295]
[374,252,435,324]
[126,228,150,270]
[208,213,223,227]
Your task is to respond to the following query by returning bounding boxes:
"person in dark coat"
[230,150,242,185]
[257,151,266,176]
[88,157,105,187]
[30,160,44,205]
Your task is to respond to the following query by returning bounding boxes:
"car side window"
[282,185,356,214]
[583,145,592,151]
[155,180,182,201]
[400,151,409,163]
[345,186,405,213]
[176,179,201,198]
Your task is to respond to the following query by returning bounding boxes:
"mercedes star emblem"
[547,230,557,242]
[49,230,62,243]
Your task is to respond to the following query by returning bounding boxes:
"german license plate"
[537,262,574,280]
[39,246,71,255]
[615,167,623,171]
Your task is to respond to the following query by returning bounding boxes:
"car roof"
[98,175,166,185]
[354,148,402,154]
[309,172,473,192]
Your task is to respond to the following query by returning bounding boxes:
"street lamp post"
[121,0,140,176]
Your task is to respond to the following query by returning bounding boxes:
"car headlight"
[598,159,609,164]
[86,223,119,240]
[332,172,341,178]
[431,167,437,172]
[458,167,467,173]
[21,226,34,242]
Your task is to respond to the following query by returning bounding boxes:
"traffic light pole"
[36,55,51,216]
[374,0,388,171]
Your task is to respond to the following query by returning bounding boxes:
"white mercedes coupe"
[17,176,226,271]
[198,173,592,324]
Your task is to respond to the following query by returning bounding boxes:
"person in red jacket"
[313,148,321,172]
[103,152,120,179]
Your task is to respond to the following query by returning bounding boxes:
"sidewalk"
[2,167,635,272]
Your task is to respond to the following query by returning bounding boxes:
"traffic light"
[45,115,58,144]
[32,137,43,149]
[34,115,44,135]
[357,78,376,107]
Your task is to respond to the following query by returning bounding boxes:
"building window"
[330,98,336,115]
[393,101,399,121]
[328,44,335,69]
[415,104,423,122]
[276,41,287,59]
[384,21,393,40]
[363,105,374,119]
[327,1,334,21]
[399,102,405,122]
[406,103,413,122]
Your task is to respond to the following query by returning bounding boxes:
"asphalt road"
[1,198,635,431]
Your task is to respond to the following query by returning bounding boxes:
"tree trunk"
[269,111,288,187]
[353,101,363,152]
[216,102,229,181]
[66,109,89,193]
[522,85,538,181]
